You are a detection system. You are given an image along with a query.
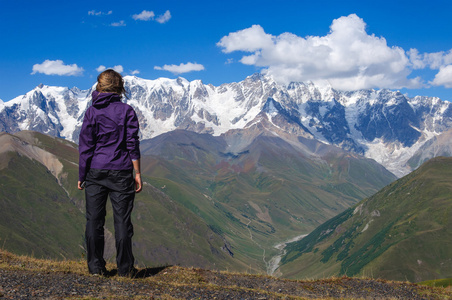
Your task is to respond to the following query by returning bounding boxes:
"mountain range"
[1,73,452,281]
[2,74,452,177]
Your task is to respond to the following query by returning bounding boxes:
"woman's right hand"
[78,181,84,190]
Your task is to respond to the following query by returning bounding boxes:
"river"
[267,234,308,276]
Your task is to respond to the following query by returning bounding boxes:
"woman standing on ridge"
[78,69,142,277]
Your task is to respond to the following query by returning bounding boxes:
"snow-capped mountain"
[1,73,452,177]
[0,84,91,141]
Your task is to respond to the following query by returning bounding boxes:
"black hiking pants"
[85,168,135,275]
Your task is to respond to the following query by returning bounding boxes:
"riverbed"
[267,234,308,276]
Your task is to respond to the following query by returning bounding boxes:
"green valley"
[0,129,396,275]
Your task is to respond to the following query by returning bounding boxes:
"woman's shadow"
[108,265,171,278]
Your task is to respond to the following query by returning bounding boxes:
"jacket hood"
[91,90,121,108]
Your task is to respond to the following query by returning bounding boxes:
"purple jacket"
[78,91,140,182]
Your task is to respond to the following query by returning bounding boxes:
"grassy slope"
[0,131,243,272]
[0,129,396,275]
[139,157,271,273]
[280,156,452,283]
[0,151,85,259]
[126,178,241,271]
[139,130,396,273]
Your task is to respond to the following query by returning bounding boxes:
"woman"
[78,69,142,277]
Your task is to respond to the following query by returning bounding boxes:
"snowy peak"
[1,85,91,140]
[285,81,337,105]
[2,73,452,176]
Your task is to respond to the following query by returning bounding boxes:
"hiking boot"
[90,268,109,277]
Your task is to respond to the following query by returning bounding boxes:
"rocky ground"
[0,250,450,299]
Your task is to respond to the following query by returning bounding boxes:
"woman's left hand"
[135,174,142,193]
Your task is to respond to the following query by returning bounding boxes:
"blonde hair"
[96,69,127,97]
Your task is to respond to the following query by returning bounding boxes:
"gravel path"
[0,265,450,299]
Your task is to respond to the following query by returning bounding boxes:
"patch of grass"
[1,248,451,300]
[0,249,88,275]
[419,278,452,288]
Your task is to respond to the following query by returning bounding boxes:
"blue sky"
[2,0,452,101]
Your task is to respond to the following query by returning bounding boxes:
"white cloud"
[218,25,273,53]
[431,65,452,88]
[131,70,140,75]
[96,65,124,73]
[156,10,171,24]
[132,9,170,24]
[217,14,423,91]
[132,10,155,21]
[31,60,84,76]
[88,10,112,16]
[88,10,101,16]
[96,65,106,72]
[407,49,427,70]
[408,48,452,88]
[111,20,126,27]
[408,48,452,70]
[113,65,124,73]
[154,62,205,74]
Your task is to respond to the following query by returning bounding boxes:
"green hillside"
[0,129,396,274]
[0,131,240,271]
[0,131,85,259]
[280,156,452,282]
[140,129,396,273]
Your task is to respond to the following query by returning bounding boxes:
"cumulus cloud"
[217,14,424,91]
[31,60,84,76]
[154,62,205,74]
[218,24,273,53]
[96,65,124,73]
[132,10,155,21]
[431,65,452,88]
[156,10,171,24]
[111,20,126,27]
[131,70,140,75]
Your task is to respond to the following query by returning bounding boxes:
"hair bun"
[96,69,126,96]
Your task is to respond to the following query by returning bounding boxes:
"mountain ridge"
[280,156,452,282]
[1,73,452,176]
